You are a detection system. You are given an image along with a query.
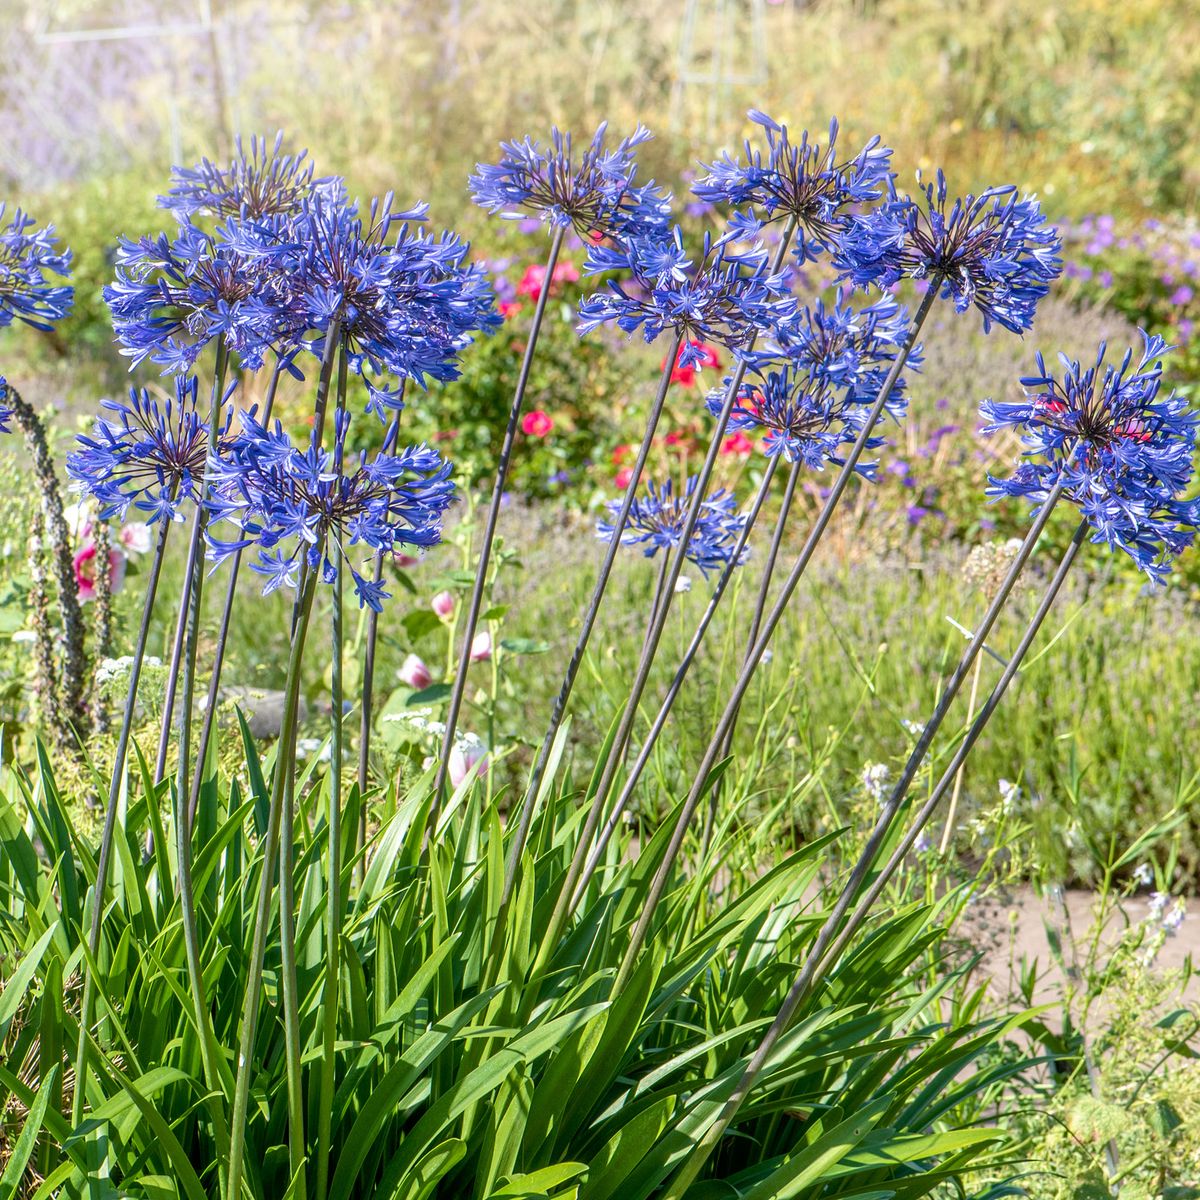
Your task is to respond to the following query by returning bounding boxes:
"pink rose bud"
[469,631,492,662]
[448,742,489,788]
[432,590,455,618]
[399,653,432,690]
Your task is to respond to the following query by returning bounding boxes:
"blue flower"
[105,218,298,373]
[159,131,346,220]
[578,225,794,360]
[711,290,921,469]
[0,205,73,331]
[470,122,671,238]
[265,198,500,414]
[981,332,1199,580]
[693,112,892,263]
[0,377,10,434]
[67,376,223,524]
[835,170,1062,333]
[596,476,748,576]
[206,408,456,610]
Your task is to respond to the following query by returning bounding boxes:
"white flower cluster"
[96,655,163,686]
[859,762,890,803]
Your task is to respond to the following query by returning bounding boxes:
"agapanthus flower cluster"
[159,131,346,220]
[712,291,920,468]
[596,476,748,576]
[207,409,455,610]
[67,376,225,523]
[0,377,11,433]
[693,112,892,263]
[262,197,499,414]
[469,122,671,239]
[835,170,1062,334]
[105,219,297,373]
[0,204,73,330]
[578,226,794,363]
[981,331,1199,580]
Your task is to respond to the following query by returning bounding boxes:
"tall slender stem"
[701,454,801,851]
[661,518,1089,1199]
[187,358,286,830]
[572,454,784,908]
[315,351,350,1200]
[433,228,565,798]
[356,398,405,871]
[154,343,229,782]
[662,518,1094,1200]
[495,333,682,899]
[939,651,983,854]
[226,566,320,1200]
[613,286,938,993]
[72,518,172,1127]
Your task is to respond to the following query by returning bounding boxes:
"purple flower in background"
[159,131,346,220]
[694,111,892,262]
[982,332,1200,581]
[67,375,224,523]
[0,376,11,433]
[0,204,73,330]
[578,225,794,360]
[596,476,748,576]
[469,122,671,239]
[207,408,456,610]
[835,170,1062,333]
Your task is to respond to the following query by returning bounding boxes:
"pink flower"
[551,260,580,286]
[521,410,553,437]
[448,741,489,788]
[119,523,152,555]
[399,653,433,689]
[499,299,522,320]
[73,539,126,603]
[615,465,634,490]
[721,431,754,456]
[432,590,455,619]
[469,631,492,662]
[393,551,419,568]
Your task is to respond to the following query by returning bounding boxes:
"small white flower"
[859,762,890,803]
[901,718,924,737]
[761,648,773,665]
[998,779,1019,811]
[1132,863,1154,888]
[1148,891,1170,920]
[1163,899,1186,934]
[674,575,692,594]
[11,629,36,644]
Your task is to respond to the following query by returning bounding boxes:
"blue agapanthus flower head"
[206,408,456,610]
[596,476,748,576]
[159,131,346,220]
[718,290,922,470]
[693,112,892,263]
[67,375,226,523]
[0,377,10,433]
[981,331,1199,581]
[266,196,500,415]
[469,122,671,239]
[578,225,794,361]
[768,288,921,402]
[0,204,74,331]
[105,217,299,373]
[835,170,1062,334]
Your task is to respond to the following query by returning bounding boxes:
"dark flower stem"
[186,358,286,831]
[662,517,1088,1200]
[72,517,174,1127]
[226,564,320,1200]
[357,397,406,867]
[641,551,672,662]
[7,386,88,745]
[496,332,682,899]
[571,453,785,908]
[433,227,564,801]
[613,283,939,994]
[315,350,351,1200]
[702,454,802,850]
[154,341,229,783]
